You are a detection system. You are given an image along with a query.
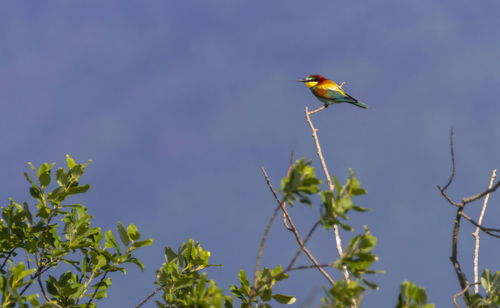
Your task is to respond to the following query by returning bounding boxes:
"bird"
[297,74,367,109]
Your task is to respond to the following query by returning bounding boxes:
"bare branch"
[308,106,327,115]
[450,207,469,295]
[305,107,349,282]
[261,167,335,286]
[442,128,456,192]
[453,282,479,308]
[462,180,500,204]
[286,221,321,271]
[85,271,109,308]
[473,169,497,293]
[253,151,294,287]
[136,285,164,308]
[286,263,331,272]
[254,204,281,284]
[37,273,64,308]
[460,212,500,238]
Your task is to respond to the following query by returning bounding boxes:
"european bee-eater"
[297,74,367,109]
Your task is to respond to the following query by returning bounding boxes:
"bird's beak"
[296,79,307,82]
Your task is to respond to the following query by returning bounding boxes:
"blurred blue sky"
[2,1,500,306]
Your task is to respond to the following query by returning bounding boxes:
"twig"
[442,128,456,192]
[85,271,109,308]
[286,221,321,271]
[286,263,331,272]
[453,282,479,308]
[308,106,327,115]
[450,208,469,294]
[37,273,64,308]
[437,130,469,300]
[254,204,281,285]
[304,107,350,282]
[254,152,295,287]
[261,167,335,286]
[136,284,164,308]
[0,249,16,272]
[462,180,500,205]
[459,212,500,236]
[473,169,497,293]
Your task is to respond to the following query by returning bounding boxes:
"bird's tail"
[344,94,368,109]
[349,100,368,109]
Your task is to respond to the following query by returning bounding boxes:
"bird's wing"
[325,87,349,100]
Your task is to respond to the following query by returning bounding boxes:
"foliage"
[154,239,232,308]
[396,281,435,308]
[230,266,295,308]
[281,159,380,306]
[3,155,496,307]
[0,155,153,307]
[465,270,500,307]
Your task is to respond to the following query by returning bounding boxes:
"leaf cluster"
[466,270,500,307]
[155,239,231,308]
[0,155,152,307]
[230,266,295,308]
[396,281,435,308]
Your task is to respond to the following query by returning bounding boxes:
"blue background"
[1,1,500,306]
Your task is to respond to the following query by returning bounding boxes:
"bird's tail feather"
[349,100,368,109]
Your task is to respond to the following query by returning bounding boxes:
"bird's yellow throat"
[304,81,318,88]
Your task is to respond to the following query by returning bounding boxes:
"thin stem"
[85,271,109,308]
[450,208,469,295]
[136,285,164,308]
[253,153,294,288]
[253,204,281,285]
[0,249,16,272]
[473,169,497,293]
[304,107,350,282]
[286,263,331,272]
[453,282,479,308]
[442,128,456,192]
[261,167,335,286]
[37,273,64,308]
[286,221,320,271]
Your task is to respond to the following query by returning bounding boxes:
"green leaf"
[104,230,121,254]
[165,247,177,262]
[131,238,154,249]
[37,162,55,188]
[272,294,296,304]
[127,224,141,241]
[117,223,130,246]
[66,154,77,169]
[126,257,145,271]
[56,168,69,187]
[66,184,90,195]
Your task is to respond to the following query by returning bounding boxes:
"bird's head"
[296,74,326,88]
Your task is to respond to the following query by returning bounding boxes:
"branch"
[450,208,469,295]
[473,170,496,293]
[453,282,479,308]
[37,273,64,308]
[286,263,331,272]
[261,167,335,286]
[442,128,456,192]
[286,221,321,271]
[136,284,164,308]
[85,271,109,308]
[0,248,16,272]
[304,107,349,282]
[254,153,295,286]
[437,130,469,299]
[462,180,500,205]
[308,106,327,115]
[460,212,500,236]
